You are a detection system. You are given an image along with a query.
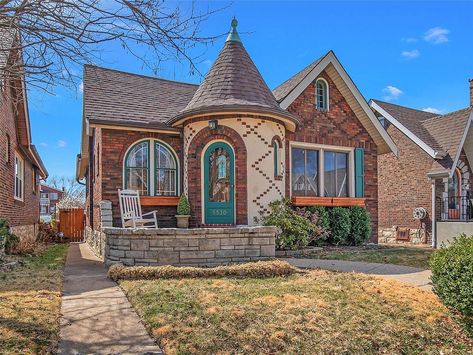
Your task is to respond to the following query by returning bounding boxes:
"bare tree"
[47,176,85,208]
[0,0,224,94]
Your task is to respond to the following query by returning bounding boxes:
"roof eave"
[168,106,300,132]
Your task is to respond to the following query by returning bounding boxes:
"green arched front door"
[204,142,235,224]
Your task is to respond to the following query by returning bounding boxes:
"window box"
[292,196,365,207]
[140,196,179,206]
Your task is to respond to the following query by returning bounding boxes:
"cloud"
[40,142,48,147]
[424,27,450,44]
[422,107,442,114]
[401,37,418,43]
[401,49,420,59]
[202,59,212,68]
[78,81,83,93]
[57,140,67,148]
[382,86,403,101]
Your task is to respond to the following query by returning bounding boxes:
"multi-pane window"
[273,140,282,177]
[316,79,328,111]
[291,148,319,196]
[50,192,58,200]
[291,146,351,197]
[155,142,177,196]
[14,153,24,200]
[324,151,348,197]
[124,140,178,196]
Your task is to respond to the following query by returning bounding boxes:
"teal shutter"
[355,148,364,197]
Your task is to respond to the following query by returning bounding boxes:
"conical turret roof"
[169,19,298,130]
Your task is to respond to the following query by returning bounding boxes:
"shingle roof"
[373,99,472,174]
[171,29,299,126]
[272,52,329,102]
[422,108,472,173]
[83,65,198,129]
[371,100,442,151]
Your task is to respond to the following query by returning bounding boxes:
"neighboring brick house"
[0,29,48,239]
[370,82,473,246]
[39,185,64,221]
[76,19,397,241]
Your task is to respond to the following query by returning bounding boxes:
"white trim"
[279,51,398,156]
[200,140,236,225]
[370,100,441,159]
[315,77,330,111]
[431,180,436,248]
[289,141,355,198]
[14,152,25,201]
[449,109,473,178]
[122,138,180,197]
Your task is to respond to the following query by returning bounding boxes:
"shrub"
[430,234,473,329]
[259,199,316,250]
[329,207,351,245]
[108,260,299,281]
[295,206,330,243]
[0,218,19,253]
[177,194,191,215]
[349,206,371,245]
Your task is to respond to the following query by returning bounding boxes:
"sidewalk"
[283,258,432,290]
[58,243,161,354]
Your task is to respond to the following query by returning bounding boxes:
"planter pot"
[175,215,190,228]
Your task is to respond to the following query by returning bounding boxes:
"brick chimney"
[470,79,473,107]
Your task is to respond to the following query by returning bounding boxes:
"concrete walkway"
[284,258,432,290]
[59,243,161,354]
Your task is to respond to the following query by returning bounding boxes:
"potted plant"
[175,194,191,228]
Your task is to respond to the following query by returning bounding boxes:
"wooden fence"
[58,208,85,242]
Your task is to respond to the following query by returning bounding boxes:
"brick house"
[39,185,64,222]
[370,81,473,246]
[76,19,397,241]
[0,29,48,239]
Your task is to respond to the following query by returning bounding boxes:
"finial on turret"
[226,17,241,43]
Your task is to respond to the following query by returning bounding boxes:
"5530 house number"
[211,209,228,216]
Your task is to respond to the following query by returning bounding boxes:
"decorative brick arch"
[187,125,248,226]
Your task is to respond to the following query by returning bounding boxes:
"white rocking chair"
[118,189,158,228]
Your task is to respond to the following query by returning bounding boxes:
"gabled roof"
[83,65,198,130]
[272,51,398,155]
[169,19,299,131]
[370,99,473,176]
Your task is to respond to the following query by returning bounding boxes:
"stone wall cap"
[102,225,277,235]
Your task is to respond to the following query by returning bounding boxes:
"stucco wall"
[436,221,473,247]
[184,118,286,225]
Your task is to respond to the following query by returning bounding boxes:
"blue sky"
[29,1,473,179]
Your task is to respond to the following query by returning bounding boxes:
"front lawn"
[0,244,68,354]
[308,245,434,269]
[120,270,472,354]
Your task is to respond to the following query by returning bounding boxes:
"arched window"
[124,141,149,196]
[316,78,328,111]
[448,168,461,209]
[155,142,177,196]
[273,140,280,177]
[124,140,178,196]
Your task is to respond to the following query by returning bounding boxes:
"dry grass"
[0,244,68,354]
[309,245,434,269]
[108,260,298,281]
[121,270,473,354]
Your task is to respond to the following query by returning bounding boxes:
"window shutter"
[355,148,364,197]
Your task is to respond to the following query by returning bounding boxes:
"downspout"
[431,180,436,248]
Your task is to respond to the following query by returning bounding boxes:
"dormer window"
[316,78,329,111]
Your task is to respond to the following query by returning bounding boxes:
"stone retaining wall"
[95,226,276,267]
[85,227,106,259]
[378,227,427,244]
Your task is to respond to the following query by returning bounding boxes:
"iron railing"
[440,195,473,221]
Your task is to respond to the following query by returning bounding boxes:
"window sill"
[292,196,366,207]
[140,196,179,206]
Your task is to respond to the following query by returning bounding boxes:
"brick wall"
[87,128,182,229]
[378,123,433,243]
[0,86,41,235]
[88,226,276,267]
[285,70,379,241]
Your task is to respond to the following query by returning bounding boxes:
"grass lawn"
[0,244,68,354]
[121,270,472,354]
[308,245,435,269]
